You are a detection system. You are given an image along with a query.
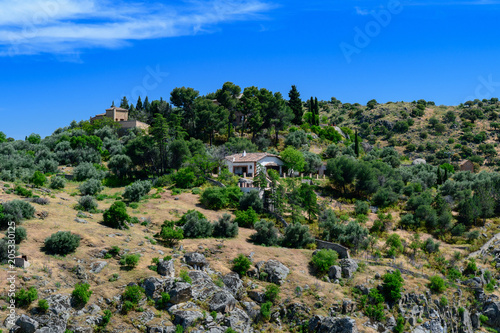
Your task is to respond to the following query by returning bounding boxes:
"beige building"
[460,159,474,172]
[90,106,149,130]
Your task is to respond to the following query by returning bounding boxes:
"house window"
[249,165,252,170]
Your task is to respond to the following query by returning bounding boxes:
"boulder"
[361,142,373,153]
[222,272,244,300]
[184,253,208,270]
[340,259,358,279]
[412,159,427,165]
[188,271,221,302]
[262,260,289,285]
[223,308,253,333]
[209,290,237,313]
[241,301,260,321]
[89,261,107,274]
[173,311,204,329]
[308,316,358,333]
[248,290,266,304]
[16,314,39,333]
[142,277,165,299]
[483,302,500,330]
[460,308,473,333]
[157,259,175,277]
[328,266,342,280]
[169,283,193,304]
[412,319,445,333]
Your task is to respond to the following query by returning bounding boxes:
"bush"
[239,190,263,213]
[280,223,314,249]
[428,276,446,293]
[260,301,272,320]
[422,238,440,254]
[74,162,105,181]
[122,180,152,202]
[234,208,258,228]
[14,286,38,307]
[44,231,80,255]
[77,195,98,212]
[285,130,308,148]
[14,185,33,197]
[264,284,280,304]
[0,200,35,227]
[355,201,370,216]
[250,220,279,246]
[182,210,213,238]
[120,254,140,269]
[31,171,47,187]
[213,214,238,238]
[311,249,338,276]
[49,176,66,189]
[38,299,49,312]
[232,254,252,277]
[72,282,92,306]
[159,220,184,246]
[103,201,130,229]
[122,285,144,309]
[79,178,104,196]
[157,292,171,309]
[99,309,112,329]
[0,238,18,263]
[171,168,197,189]
[201,187,228,210]
[393,316,405,333]
[381,269,404,302]
[180,269,192,284]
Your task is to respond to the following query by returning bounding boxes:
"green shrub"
[264,284,280,304]
[156,292,171,309]
[120,254,140,269]
[49,176,66,189]
[239,190,263,213]
[213,214,238,238]
[103,201,130,229]
[38,299,49,312]
[99,309,112,329]
[439,296,448,307]
[250,220,279,246]
[14,286,38,307]
[159,220,184,246]
[182,210,213,238]
[122,180,152,202]
[201,187,228,210]
[44,231,80,255]
[382,269,404,302]
[31,171,47,187]
[232,254,252,277]
[447,267,462,281]
[77,195,98,212]
[486,280,496,293]
[280,223,314,249]
[0,200,35,227]
[480,314,489,326]
[72,282,92,306]
[355,201,370,216]
[311,249,338,276]
[122,285,144,313]
[74,162,105,181]
[260,301,272,320]
[234,208,258,228]
[79,178,104,196]
[393,316,405,333]
[175,324,184,333]
[180,269,192,284]
[171,168,197,189]
[365,288,385,322]
[14,185,33,197]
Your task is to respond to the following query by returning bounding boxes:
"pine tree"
[136,96,143,111]
[120,96,129,109]
[354,130,359,157]
[143,96,151,113]
[288,85,303,125]
[314,97,319,126]
[437,167,442,185]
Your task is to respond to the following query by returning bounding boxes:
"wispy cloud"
[0,0,274,56]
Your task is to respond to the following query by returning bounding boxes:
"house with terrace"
[224,151,284,178]
[90,106,150,131]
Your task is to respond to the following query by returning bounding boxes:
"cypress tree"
[314,97,319,126]
[288,85,303,125]
[136,96,143,111]
[437,167,442,185]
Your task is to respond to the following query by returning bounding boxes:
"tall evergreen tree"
[136,96,143,111]
[120,96,129,109]
[314,97,319,126]
[288,85,303,125]
[143,96,151,114]
[216,82,241,141]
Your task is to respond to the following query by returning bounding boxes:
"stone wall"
[315,240,350,259]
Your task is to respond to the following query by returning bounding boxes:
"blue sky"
[1,0,500,139]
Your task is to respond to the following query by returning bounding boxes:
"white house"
[224,151,284,177]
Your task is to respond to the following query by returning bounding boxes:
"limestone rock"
[262,260,289,285]
[16,314,39,333]
[184,253,208,270]
[340,259,358,279]
[157,259,175,277]
[308,316,358,333]
[209,290,237,313]
[328,266,342,280]
[89,261,107,274]
[169,283,192,304]
[222,272,244,300]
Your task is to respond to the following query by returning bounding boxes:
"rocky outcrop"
[483,301,500,330]
[184,253,208,270]
[89,261,107,274]
[169,282,192,304]
[308,316,358,333]
[340,259,358,279]
[209,290,237,313]
[262,260,290,285]
[157,259,175,277]
[222,272,244,300]
[15,315,39,333]
[223,308,253,333]
[328,265,342,280]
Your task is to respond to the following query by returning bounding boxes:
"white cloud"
[0,0,274,56]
